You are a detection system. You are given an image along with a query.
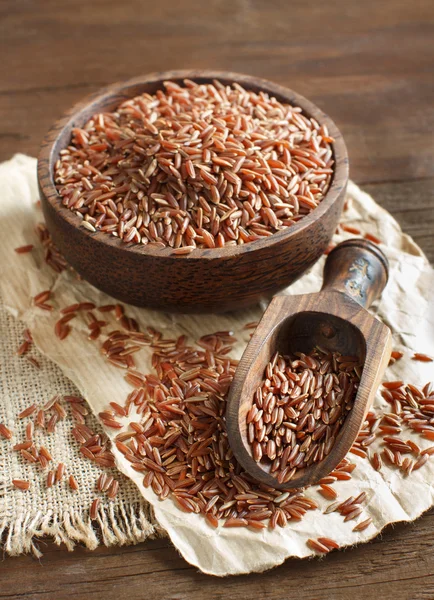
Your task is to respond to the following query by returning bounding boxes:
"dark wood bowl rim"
[38,70,349,261]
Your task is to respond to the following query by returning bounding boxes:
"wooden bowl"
[37,70,348,313]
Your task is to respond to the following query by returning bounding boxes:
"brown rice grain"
[55,462,65,482]
[319,484,338,500]
[307,538,330,554]
[12,479,30,491]
[90,498,100,520]
[318,537,340,550]
[0,423,13,439]
[412,353,433,363]
[69,475,79,491]
[14,244,34,254]
[46,470,55,488]
[18,404,38,419]
[353,517,373,532]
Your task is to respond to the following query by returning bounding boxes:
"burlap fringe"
[0,501,157,558]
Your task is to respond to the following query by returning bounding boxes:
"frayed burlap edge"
[0,501,159,558]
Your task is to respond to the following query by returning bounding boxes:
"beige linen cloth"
[1,154,433,575]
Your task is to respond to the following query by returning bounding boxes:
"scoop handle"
[321,238,389,309]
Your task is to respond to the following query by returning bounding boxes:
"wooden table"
[1,1,433,598]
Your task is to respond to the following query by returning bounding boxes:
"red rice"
[54,80,334,251]
[12,479,30,491]
[248,348,361,481]
[14,244,34,254]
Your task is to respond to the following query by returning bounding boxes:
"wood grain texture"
[38,71,348,312]
[1,0,434,597]
[363,178,434,263]
[2,0,434,185]
[226,239,391,488]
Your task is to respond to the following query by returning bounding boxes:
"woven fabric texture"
[0,298,156,557]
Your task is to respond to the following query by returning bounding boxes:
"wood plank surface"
[0,0,433,598]
[1,0,434,186]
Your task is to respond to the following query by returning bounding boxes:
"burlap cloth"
[1,154,433,575]
[0,303,155,558]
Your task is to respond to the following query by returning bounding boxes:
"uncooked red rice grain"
[54,80,335,252]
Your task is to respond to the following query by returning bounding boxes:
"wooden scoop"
[226,238,392,489]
